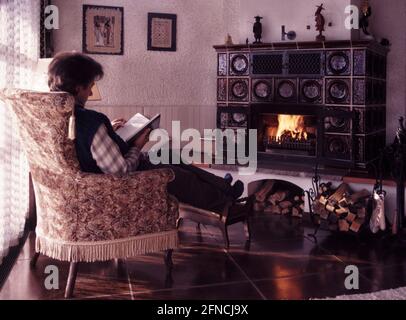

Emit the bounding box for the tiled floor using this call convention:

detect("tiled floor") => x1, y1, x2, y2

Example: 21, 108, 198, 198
1, 213, 406, 300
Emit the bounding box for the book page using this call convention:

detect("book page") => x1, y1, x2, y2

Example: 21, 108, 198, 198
116, 113, 149, 142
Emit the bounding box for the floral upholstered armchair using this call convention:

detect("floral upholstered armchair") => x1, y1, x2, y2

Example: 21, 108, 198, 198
0, 89, 179, 298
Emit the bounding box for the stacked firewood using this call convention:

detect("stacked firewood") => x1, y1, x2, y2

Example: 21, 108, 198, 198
253, 180, 305, 218
312, 182, 371, 233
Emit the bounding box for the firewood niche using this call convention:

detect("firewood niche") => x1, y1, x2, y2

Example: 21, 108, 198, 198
253, 180, 306, 218
311, 182, 372, 233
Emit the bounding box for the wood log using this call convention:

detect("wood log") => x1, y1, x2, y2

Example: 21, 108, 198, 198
326, 204, 336, 213
319, 182, 333, 196
255, 180, 275, 202
357, 207, 366, 218
320, 210, 329, 220
328, 183, 351, 206
335, 206, 349, 215
292, 207, 303, 218
346, 212, 357, 223
349, 218, 364, 233
312, 201, 326, 214
268, 190, 289, 205
281, 208, 290, 215
279, 201, 293, 209
338, 219, 350, 232
319, 196, 328, 205
342, 189, 370, 206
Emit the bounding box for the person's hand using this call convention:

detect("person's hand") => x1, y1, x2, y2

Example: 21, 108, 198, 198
133, 128, 151, 150
111, 118, 126, 131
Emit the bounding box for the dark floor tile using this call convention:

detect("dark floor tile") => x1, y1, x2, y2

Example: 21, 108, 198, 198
178, 220, 224, 247
227, 237, 343, 280
133, 281, 262, 300
224, 214, 306, 244
73, 274, 131, 299
314, 232, 406, 267
359, 264, 406, 292
77, 260, 129, 280
254, 271, 376, 300
126, 245, 245, 293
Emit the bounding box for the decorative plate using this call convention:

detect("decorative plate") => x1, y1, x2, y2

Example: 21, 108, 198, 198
254, 81, 272, 99
329, 81, 349, 102
232, 113, 247, 124
329, 52, 349, 74
302, 80, 321, 102
325, 117, 346, 130
231, 81, 248, 99
278, 81, 295, 99
231, 55, 249, 74
328, 138, 346, 154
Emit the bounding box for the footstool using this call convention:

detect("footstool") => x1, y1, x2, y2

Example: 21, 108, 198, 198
176, 197, 253, 248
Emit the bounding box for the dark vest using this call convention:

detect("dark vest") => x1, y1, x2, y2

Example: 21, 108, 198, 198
74, 105, 130, 173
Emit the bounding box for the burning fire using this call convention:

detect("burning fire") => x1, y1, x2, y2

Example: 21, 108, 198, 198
275, 115, 308, 141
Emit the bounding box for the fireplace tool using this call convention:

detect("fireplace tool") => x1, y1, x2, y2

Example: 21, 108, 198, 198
305, 164, 322, 239
380, 117, 406, 234
369, 159, 387, 234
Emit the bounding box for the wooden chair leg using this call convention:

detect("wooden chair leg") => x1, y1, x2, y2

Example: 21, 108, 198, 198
164, 249, 173, 275
220, 225, 230, 249
243, 218, 251, 242
30, 252, 40, 269
114, 258, 126, 277
64, 262, 79, 299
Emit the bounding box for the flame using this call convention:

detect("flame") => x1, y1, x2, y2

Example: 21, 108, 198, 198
275, 115, 308, 141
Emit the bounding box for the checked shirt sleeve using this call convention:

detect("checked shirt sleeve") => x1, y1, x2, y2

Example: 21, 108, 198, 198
90, 124, 142, 176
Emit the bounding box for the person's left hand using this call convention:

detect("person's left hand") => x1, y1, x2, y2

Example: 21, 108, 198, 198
111, 118, 126, 131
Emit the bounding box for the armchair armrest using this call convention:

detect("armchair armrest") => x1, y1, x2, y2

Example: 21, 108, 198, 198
76, 167, 175, 191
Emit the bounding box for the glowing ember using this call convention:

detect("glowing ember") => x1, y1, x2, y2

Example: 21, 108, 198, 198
275, 115, 308, 141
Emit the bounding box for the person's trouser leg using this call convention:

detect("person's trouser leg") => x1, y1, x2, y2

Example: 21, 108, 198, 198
138, 159, 230, 211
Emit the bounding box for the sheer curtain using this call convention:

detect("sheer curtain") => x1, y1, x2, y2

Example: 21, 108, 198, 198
0, 0, 40, 265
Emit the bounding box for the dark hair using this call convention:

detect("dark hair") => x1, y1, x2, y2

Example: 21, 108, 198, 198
48, 52, 104, 95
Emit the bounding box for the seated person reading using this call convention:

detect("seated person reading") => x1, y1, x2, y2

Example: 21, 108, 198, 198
47, 52, 244, 212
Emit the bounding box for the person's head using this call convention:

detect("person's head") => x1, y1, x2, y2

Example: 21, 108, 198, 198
48, 52, 104, 105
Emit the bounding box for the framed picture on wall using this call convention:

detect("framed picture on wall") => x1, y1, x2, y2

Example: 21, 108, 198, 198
83, 5, 124, 55
147, 13, 177, 52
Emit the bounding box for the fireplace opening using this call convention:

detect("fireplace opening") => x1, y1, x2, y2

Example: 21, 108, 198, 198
259, 113, 317, 156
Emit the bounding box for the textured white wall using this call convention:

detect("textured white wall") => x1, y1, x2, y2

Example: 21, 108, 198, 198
369, 0, 406, 142
53, 0, 240, 132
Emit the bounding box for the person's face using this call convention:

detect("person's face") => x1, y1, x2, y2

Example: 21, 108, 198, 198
75, 81, 94, 105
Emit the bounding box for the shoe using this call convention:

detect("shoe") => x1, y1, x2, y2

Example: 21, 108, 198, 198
224, 173, 233, 185
230, 180, 244, 200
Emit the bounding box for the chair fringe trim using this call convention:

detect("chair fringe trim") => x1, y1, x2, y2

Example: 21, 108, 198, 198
35, 231, 178, 262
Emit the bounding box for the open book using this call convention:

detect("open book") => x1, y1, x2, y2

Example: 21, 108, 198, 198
115, 113, 160, 143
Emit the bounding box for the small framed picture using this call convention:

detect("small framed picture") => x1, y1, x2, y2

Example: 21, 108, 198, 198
147, 13, 177, 52
83, 5, 124, 55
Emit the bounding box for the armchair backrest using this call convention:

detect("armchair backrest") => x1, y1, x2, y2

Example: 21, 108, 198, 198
0, 89, 81, 175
